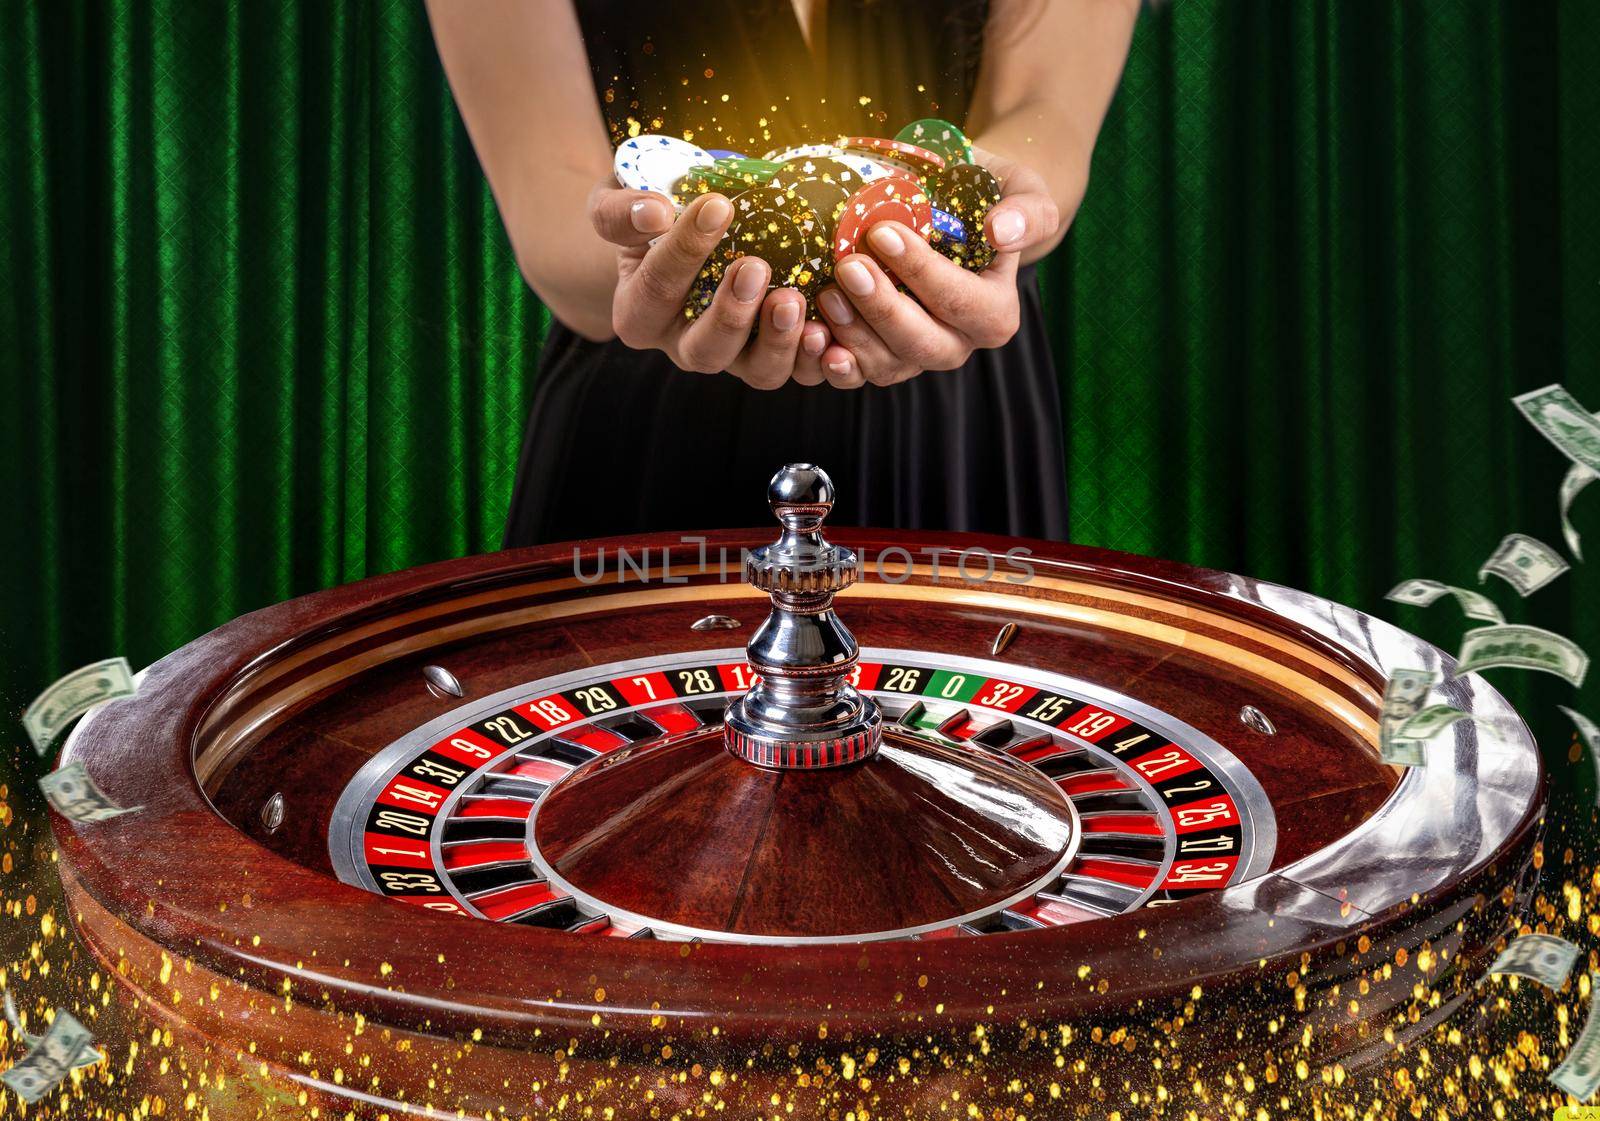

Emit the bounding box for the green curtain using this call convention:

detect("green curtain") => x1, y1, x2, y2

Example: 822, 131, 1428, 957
3, 1, 1599, 751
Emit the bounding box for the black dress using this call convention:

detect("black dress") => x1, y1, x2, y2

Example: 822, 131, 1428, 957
503, 0, 1068, 544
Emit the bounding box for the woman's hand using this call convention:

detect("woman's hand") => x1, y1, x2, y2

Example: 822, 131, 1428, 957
814, 153, 1064, 388
587, 183, 834, 389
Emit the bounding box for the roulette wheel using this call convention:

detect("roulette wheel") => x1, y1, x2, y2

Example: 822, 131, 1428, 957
52, 465, 1544, 1116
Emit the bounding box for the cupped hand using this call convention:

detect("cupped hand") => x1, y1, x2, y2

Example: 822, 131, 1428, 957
587, 181, 834, 389
813, 154, 1062, 388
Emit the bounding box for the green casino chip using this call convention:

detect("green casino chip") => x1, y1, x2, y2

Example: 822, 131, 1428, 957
895, 118, 973, 165
674, 158, 784, 207
672, 159, 781, 202
709, 157, 782, 187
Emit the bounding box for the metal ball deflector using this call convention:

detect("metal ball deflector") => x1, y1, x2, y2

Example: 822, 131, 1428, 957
724, 464, 884, 769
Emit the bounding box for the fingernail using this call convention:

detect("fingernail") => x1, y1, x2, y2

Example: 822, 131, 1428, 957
733, 259, 769, 302
773, 300, 801, 331
630, 199, 670, 233
696, 195, 732, 233
837, 260, 874, 297
827, 358, 853, 376
868, 224, 906, 257
819, 290, 854, 324
802, 328, 826, 356
991, 209, 1026, 247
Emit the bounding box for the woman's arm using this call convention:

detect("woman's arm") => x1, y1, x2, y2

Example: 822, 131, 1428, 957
811, 0, 1139, 387
426, 0, 620, 341
966, 0, 1142, 264
429, 1, 834, 384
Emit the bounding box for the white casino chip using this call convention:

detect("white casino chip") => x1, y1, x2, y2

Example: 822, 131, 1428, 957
614, 134, 714, 199
764, 143, 846, 163
846, 156, 901, 183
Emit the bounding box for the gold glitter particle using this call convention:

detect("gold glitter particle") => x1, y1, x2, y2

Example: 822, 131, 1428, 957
2, 758, 1597, 1118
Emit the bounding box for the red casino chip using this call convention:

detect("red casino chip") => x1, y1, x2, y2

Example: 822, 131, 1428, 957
841, 136, 946, 174
833, 178, 934, 262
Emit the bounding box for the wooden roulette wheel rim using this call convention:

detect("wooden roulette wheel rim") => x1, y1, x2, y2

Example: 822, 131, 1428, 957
53, 525, 1544, 1062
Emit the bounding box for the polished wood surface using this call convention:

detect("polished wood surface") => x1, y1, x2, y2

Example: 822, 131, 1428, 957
53, 530, 1544, 1072
207, 565, 1396, 878
534, 727, 1076, 938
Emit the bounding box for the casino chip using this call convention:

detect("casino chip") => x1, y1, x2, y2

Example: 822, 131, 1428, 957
729, 187, 828, 295
927, 163, 1002, 272
895, 119, 973, 165
672, 158, 782, 206
770, 155, 868, 190
841, 136, 946, 177
764, 143, 847, 163
682, 261, 722, 322
683, 187, 828, 320
708, 157, 782, 187
671, 168, 721, 208
615, 134, 715, 200
929, 206, 966, 248
833, 178, 933, 264
838, 154, 906, 185
636, 126, 997, 316
770, 156, 871, 233
776, 179, 851, 240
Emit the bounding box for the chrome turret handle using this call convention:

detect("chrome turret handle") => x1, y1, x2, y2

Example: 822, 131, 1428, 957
723, 465, 883, 769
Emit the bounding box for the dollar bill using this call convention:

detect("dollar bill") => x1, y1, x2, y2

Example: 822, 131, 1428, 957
21, 657, 135, 755
1478, 533, 1569, 596
1380, 736, 1426, 767
0, 1009, 93, 1104
1488, 933, 1581, 990
1378, 668, 1439, 766
1514, 384, 1600, 475
38, 762, 142, 824
1456, 624, 1589, 687
2, 993, 101, 1073
1385, 579, 1505, 624
3, 992, 30, 1047
1390, 704, 1473, 742
1554, 975, 1600, 1102
1560, 707, 1600, 806
1562, 463, 1594, 563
